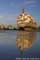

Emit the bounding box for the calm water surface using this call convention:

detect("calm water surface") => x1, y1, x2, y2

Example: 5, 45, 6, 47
0, 30, 40, 60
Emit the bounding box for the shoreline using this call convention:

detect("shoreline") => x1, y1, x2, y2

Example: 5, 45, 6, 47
0, 29, 39, 32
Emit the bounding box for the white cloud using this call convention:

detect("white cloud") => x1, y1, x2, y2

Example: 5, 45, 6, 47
24, 0, 36, 5
0, 14, 17, 24
23, 0, 37, 9
17, 0, 37, 9
0, 16, 4, 18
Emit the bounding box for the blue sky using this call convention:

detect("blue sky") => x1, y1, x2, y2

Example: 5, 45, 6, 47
0, 0, 40, 25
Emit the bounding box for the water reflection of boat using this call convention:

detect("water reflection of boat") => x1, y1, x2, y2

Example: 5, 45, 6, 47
16, 30, 36, 51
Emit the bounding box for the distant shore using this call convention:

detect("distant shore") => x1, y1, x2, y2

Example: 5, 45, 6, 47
0, 27, 39, 32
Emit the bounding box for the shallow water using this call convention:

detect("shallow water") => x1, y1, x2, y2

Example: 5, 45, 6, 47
0, 30, 40, 60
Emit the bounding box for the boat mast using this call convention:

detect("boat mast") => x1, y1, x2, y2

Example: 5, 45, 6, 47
22, 8, 25, 13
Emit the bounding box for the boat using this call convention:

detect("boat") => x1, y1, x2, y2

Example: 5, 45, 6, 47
17, 9, 37, 30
